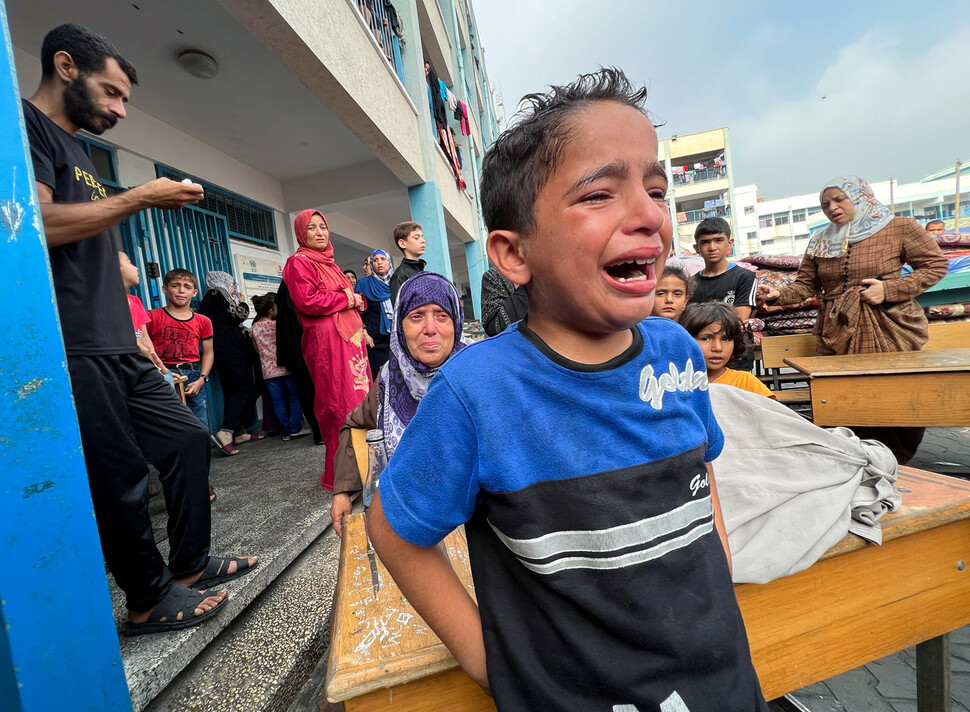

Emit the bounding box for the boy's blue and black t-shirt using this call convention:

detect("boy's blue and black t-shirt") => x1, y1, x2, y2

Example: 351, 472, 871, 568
379, 317, 767, 712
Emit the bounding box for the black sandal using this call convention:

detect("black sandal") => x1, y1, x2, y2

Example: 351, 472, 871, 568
193, 555, 259, 588
125, 584, 226, 636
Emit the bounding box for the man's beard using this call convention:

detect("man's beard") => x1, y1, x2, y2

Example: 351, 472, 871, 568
63, 75, 118, 135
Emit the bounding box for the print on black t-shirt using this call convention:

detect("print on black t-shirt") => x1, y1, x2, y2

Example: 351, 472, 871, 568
23, 99, 136, 355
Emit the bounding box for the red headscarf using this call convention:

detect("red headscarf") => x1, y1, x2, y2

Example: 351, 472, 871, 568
292, 209, 362, 343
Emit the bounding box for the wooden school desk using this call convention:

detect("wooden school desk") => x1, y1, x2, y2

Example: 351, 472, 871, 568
784, 347, 970, 428
326, 467, 970, 711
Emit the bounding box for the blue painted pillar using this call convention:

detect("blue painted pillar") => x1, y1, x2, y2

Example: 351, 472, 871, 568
408, 182, 452, 281
464, 239, 486, 318
0, 5, 131, 711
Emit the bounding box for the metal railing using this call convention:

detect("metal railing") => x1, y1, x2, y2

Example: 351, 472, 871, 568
673, 167, 727, 185
679, 206, 732, 224
354, 0, 405, 83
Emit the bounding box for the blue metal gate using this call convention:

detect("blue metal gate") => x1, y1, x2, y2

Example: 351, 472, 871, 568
121, 205, 237, 431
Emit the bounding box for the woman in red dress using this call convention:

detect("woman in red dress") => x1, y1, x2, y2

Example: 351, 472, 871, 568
283, 209, 371, 489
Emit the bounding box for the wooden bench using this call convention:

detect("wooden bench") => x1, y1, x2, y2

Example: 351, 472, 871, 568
326, 467, 970, 711
785, 348, 970, 428
759, 334, 815, 404
759, 321, 969, 406
172, 373, 187, 405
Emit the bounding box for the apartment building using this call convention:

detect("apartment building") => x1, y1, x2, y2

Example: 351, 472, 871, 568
659, 127, 737, 255
7, 0, 500, 316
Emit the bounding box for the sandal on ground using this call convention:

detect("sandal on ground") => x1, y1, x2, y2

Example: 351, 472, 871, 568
210, 434, 239, 456
125, 584, 226, 637
234, 433, 265, 444
193, 555, 259, 588
209, 485, 217, 503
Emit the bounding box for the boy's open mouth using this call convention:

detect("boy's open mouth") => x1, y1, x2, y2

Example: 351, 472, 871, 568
604, 257, 656, 283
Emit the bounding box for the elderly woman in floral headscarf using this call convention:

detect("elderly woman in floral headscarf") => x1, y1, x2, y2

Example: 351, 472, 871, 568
758, 175, 947, 462
282, 210, 370, 490
198, 270, 263, 455
330, 272, 466, 535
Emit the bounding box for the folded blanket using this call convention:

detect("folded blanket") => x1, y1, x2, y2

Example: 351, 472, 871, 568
925, 302, 970, 319
742, 254, 803, 269
710, 384, 900, 584
763, 315, 817, 333
763, 308, 818, 323
936, 233, 970, 247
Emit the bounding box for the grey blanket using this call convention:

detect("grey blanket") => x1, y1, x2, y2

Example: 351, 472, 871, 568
709, 384, 900, 584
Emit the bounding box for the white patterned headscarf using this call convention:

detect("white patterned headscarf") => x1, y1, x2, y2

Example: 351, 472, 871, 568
807, 176, 894, 259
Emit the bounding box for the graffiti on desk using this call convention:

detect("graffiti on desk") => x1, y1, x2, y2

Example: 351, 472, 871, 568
352, 606, 429, 659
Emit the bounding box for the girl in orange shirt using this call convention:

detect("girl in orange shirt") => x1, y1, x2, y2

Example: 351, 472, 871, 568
681, 301, 775, 399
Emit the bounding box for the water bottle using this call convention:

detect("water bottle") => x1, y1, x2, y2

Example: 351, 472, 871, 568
363, 429, 388, 508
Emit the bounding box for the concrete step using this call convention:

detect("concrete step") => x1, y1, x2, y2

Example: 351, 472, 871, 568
145, 529, 341, 712
106, 435, 336, 711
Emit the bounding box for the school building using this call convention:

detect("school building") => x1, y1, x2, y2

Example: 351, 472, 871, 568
6, 0, 501, 318
0, 0, 499, 709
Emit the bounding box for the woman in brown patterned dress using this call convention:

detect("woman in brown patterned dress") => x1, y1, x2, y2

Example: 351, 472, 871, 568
758, 175, 947, 463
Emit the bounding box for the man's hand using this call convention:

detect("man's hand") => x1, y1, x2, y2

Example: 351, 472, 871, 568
859, 278, 886, 305
135, 178, 205, 210
331, 493, 353, 538
147, 350, 168, 374
184, 378, 204, 397
37, 176, 204, 247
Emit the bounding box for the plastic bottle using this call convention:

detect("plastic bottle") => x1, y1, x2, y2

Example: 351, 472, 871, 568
363, 429, 388, 508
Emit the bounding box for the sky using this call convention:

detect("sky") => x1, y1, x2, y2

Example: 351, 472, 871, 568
472, 1, 970, 200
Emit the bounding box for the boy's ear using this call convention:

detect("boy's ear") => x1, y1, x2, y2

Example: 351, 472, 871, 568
487, 230, 531, 286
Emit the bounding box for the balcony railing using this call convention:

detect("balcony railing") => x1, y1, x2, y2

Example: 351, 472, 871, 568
678, 206, 732, 224
672, 166, 727, 186
354, 0, 405, 83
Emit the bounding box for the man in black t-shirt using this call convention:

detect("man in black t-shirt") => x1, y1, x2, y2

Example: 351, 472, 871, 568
689, 217, 758, 369
24, 24, 256, 635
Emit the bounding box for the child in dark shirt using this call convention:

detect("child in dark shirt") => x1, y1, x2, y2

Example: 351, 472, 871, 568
368, 68, 767, 711
389, 221, 426, 303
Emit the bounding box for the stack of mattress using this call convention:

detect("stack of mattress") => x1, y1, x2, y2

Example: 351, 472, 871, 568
740, 255, 818, 345
919, 233, 970, 324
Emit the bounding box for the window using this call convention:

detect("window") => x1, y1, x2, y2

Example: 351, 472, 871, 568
808, 207, 822, 215
942, 203, 955, 218
156, 166, 277, 247
774, 213, 790, 226
77, 136, 120, 191
792, 210, 807, 223
747, 231, 758, 240
895, 210, 912, 217
744, 205, 756, 214
762, 238, 776, 245
759, 216, 773, 228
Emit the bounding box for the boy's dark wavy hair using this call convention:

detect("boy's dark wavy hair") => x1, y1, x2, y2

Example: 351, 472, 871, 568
163, 268, 197, 288
680, 301, 748, 367
480, 67, 652, 236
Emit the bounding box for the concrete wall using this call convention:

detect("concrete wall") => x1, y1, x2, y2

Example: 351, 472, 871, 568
219, 0, 425, 186
665, 128, 726, 161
